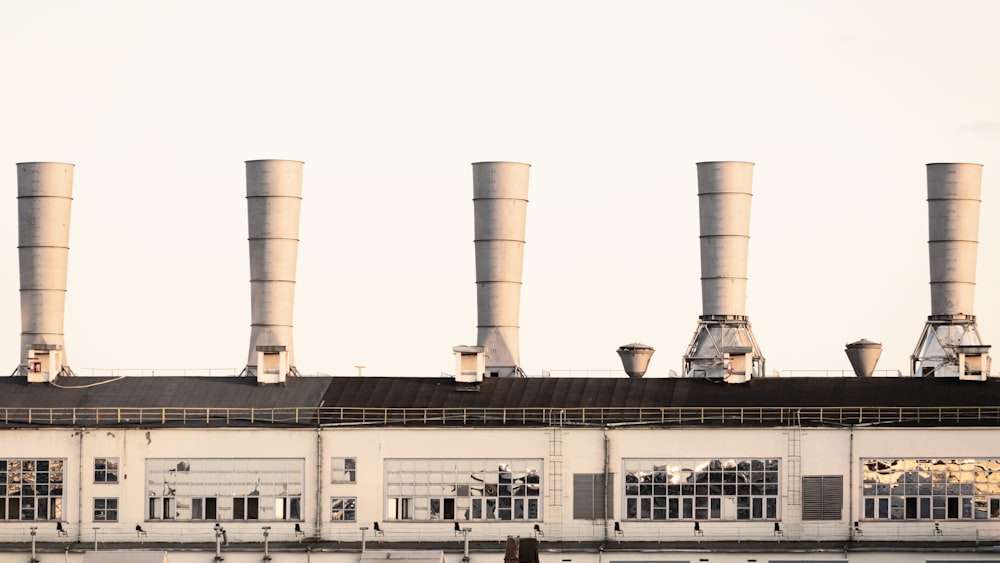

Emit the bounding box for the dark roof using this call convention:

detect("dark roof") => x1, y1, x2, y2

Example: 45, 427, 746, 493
0, 374, 998, 428
319, 376, 1000, 409
0, 375, 331, 409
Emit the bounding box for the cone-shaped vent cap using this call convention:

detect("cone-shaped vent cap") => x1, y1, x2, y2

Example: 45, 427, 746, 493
617, 343, 655, 378
845, 338, 882, 378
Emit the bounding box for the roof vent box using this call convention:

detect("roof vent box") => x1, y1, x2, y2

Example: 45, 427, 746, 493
453, 345, 486, 384
26, 345, 63, 384
255, 345, 288, 385
957, 345, 991, 382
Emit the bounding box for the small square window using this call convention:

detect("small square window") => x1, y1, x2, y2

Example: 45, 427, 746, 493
94, 458, 119, 484
332, 457, 356, 483
94, 498, 118, 522
331, 497, 356, 521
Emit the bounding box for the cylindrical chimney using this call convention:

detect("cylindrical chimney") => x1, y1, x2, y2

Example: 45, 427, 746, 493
696, 161, 753, 317
473, 161, 529, 377
245, 160, 303, 375
927, 163, 982, 317
17, 162, 74, 373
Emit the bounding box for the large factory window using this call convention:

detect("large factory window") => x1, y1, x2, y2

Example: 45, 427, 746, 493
145, 458, 304, 522
623, 458, 780, 521
385, 459, 542, 522
0, 459, 65, 521
862, 459, 1000, 521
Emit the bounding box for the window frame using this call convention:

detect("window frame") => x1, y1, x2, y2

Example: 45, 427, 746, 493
385, 458, 542, 522
0, 458, 66, 521
93, 497, 119, 522
623, 458, 781, 522
94, 457, 120, 484
861, 458, 1000, 521
145, 458, 304, 523
331, 497, 357, 521
331, 457, 357, 484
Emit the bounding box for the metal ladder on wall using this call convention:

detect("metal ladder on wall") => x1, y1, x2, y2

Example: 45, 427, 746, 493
787, 409, 802, 506
548, 413, 564, 523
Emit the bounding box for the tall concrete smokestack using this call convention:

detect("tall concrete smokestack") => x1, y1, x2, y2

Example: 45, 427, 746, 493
473, 161, 529, 378
16, 162, 74, 382
245, 159, 303, 383
912, 163, 991, 379
683, 161, 764, 383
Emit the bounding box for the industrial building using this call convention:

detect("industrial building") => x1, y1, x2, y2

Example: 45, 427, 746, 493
2, 160, 999, 563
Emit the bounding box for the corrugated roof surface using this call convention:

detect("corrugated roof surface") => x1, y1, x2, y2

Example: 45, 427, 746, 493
0, 375, 998, 427
318, 376, 1000, 409
0, 376, 331, 409
0, 375, 997, 409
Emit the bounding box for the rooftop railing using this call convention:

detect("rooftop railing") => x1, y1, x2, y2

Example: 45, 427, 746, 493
1, 404, 999, 428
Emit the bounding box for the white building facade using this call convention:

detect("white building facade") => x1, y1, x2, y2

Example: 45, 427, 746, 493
1, 376, 998, 563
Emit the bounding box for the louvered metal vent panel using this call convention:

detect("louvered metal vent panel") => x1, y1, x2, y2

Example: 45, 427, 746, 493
801, 475, 843, 520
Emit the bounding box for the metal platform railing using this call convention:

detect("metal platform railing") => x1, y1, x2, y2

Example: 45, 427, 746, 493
0, 404, 999, 427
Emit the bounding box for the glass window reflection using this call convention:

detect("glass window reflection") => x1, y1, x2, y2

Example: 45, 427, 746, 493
145, 458, 304, 522
623, 458, 780, 521
385, 459, 542, 522
861, 459, 1000, 521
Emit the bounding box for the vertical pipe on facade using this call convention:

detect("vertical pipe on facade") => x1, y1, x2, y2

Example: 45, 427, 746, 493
245, 160, 303, 371
472, 162, 530, 376
16, 162, 74, 369
926, 163, 982, 317
848, 426, 854, 537
77, 429, 84, 542
315, 427, 323, 537
603, 427, 610, 543
695, 161, 753, 318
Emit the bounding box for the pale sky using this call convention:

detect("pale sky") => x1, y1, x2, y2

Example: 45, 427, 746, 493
3, 1, 1000, 378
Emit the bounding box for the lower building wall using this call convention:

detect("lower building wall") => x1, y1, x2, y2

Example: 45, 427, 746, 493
0, 424, 997, 552
5, 547, 1000, 563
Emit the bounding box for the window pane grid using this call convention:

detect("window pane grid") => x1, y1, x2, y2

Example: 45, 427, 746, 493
0, 459, 65, 521
331, 497, 357, 521
624, 458, 780, 521
94, 458, 119, 484
94, 497, 118, 521
862, 459, 1000, 521
146, 458, 304, 522
332, 457, 357, 483
386, 459, 542, 522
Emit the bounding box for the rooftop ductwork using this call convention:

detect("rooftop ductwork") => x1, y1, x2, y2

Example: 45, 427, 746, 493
472, 161, 530, 378
845, 339, 882, 378
682, 161, 764, 384
617, 343, 655, 378
244, 159, 303, 384
911, 163, 991, 380
16, 162, 75, 382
